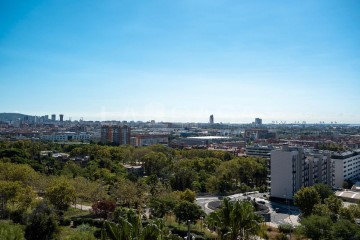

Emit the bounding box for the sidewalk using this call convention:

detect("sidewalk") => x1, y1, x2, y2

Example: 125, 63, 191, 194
284, 215, 300, 226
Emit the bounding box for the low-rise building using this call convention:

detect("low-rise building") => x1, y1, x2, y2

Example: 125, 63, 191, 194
246, 144, 275, 159
131, 134, 169, 147
246, 144, 276, 188
41, 132, 91, 142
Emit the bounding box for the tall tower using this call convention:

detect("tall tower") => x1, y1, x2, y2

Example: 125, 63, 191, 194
59, 114, 64, 122
51, 114, 56, 121
209, 115, 214, 124
255, 118, 262, 125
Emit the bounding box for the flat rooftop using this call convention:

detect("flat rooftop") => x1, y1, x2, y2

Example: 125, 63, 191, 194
335, 190, 360, 202
187, 136, 230, 140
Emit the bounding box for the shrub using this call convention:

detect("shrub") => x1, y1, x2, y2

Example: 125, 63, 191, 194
25, 201, 58, 240
59, 217, 71, 226
91, 200, 116, 219
10, 209, 27, 225
278, 224, 293, 234
0, 222, 25, 240
275, 233, 288, 240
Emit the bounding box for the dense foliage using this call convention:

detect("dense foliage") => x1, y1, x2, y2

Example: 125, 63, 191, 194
0, 140, 269, 239
294, 184, 360, 240
206, 198, 263, 240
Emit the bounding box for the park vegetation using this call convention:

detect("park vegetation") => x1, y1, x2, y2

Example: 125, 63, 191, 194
293, 184, 360, 240
0, 140, 270, 239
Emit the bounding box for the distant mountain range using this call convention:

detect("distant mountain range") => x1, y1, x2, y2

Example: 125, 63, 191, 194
0, 113, 34, 122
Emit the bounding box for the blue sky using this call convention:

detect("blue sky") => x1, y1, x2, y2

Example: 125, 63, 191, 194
1, 0, 359, 123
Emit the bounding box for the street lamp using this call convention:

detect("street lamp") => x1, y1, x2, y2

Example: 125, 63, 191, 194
187, 220, 191, 240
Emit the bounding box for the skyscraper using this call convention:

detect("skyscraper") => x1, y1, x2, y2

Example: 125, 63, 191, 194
51, 114, 56, 121
209, 115, 214, 124
59, 114, 64, 122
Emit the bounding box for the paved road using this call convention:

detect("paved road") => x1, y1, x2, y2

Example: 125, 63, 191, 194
196, 192, 300, 227
196, 196, 219, 214
72, 204, 92, 211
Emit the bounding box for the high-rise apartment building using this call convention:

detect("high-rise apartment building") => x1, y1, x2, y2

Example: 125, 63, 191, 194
270, 145, 332, 200
51, 114, 56, 121
59, 114, 64, 122
209, 115, 214, 124
101, 126, 113, 143
101, 125, 131, 145
112, 125, 131, 145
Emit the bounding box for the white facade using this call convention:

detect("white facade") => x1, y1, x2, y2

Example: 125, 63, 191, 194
132, 134, 169, 147
332, 150, 360, 189
41, 132, 91, 142
270, 145, 332, 199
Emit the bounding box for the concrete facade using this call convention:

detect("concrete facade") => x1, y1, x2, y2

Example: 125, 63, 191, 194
101, 125, 131, 145
332, 150, 360, 189
270, 145, 332, 199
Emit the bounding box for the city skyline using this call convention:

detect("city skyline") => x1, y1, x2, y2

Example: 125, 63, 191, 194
1, 1, 360, 123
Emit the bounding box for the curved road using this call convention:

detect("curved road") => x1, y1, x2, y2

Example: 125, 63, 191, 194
196, 192, 300, 227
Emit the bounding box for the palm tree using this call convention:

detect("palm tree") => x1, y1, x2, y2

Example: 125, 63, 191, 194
206, 198, 263, 240
101, 209, 166, 240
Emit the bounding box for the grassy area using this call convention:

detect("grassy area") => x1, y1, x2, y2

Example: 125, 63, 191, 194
57, 225, 98, 240
263, 225, 301, 240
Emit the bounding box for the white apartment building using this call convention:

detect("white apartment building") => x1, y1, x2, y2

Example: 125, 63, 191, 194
270, 145, 332, 200
332, 150, 360, 189
41, 132, 91, 142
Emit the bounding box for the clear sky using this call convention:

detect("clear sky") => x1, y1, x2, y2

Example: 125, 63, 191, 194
1, 0, 359, 123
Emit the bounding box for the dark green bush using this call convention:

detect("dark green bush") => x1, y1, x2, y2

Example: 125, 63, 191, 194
275, 233, 288, 240
59, 217, 71, 226
10, 210, 27, 225
278, 224, 293, 234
